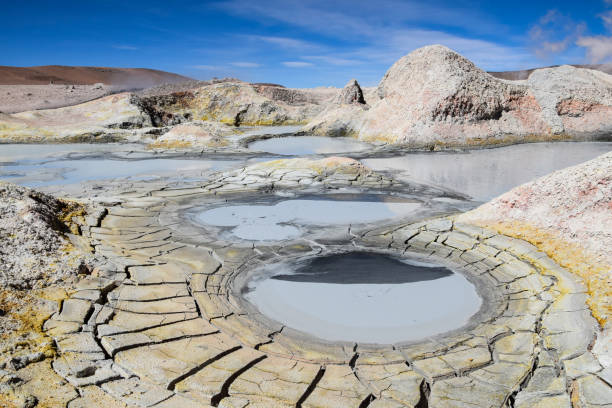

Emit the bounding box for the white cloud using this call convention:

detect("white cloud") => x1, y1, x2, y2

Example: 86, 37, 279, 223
113, 45, 138, 50
574, 9, 612, 63
216, 0, 506, 39
282, 61, 314, 67
247, 35, 317, 49
191, 64, 223, 70
230, 62, 261, 68
528, 10, 586, 60
601, 10, 612, 31
302, 55, 362, 66
344, 28, 533, 71
576, 36, 612, 63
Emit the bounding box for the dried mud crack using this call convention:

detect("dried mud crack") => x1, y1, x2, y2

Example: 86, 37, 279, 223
32, 159, 607, 408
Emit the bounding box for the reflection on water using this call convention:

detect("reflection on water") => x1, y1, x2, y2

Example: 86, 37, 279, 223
195, 197, 421, 241
246, 252, 481, 343
249, 136, 373, 155
364, 142, 612, 201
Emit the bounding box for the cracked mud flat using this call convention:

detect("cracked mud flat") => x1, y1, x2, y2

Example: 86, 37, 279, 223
1, 145, 610, 408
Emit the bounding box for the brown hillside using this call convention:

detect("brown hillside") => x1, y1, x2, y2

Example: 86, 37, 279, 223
0, 66, 192, 87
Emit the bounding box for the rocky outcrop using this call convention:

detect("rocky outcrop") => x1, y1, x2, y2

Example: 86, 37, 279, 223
302, 80, 368, 137
136, 81, 329, 128
0, 182, 93, 289
336, 79, 366, 105
0, 81, 334, 143
0, 93, 153, 143
527, 65, 612, 136
304, 45, 612, 146
458, 151, 612, 325
148, 121, 234, 149
252, 83, 308, 104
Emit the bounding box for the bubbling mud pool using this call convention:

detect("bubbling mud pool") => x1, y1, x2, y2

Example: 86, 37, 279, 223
244, 252, 482, 343
193, 194, 425, 241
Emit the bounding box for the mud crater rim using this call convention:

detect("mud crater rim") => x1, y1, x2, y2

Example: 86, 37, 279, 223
233, 249, 498, 346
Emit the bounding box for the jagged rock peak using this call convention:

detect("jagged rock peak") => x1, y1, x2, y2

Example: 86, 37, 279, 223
336, 79, 366, 105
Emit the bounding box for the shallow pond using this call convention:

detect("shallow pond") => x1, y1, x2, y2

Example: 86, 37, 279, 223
363, 142, 612, 201
245, 252, 482, 343
194, 194, 423, 241
248, 136, 373, 155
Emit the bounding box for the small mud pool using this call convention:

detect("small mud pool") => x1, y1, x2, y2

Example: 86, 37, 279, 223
0, 144, 261, 188
248, 136, 373, 155
194, 195, 423, 241
245, 252, 482, 343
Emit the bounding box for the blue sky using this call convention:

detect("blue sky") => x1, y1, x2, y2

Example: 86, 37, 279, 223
3, 0, 612, 87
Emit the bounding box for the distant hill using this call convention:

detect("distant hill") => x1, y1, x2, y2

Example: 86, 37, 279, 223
489, 64, 612, 80
0, 65, 193, 88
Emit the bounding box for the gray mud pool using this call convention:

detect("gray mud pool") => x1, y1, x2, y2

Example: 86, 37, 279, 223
193, 194, 423, 241
0, 144, 254, 187
363, 141, 612, 201
248, 136, 373, 155
245, 252, 482, 343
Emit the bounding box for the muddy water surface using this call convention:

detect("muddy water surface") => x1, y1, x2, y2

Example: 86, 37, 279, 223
248, 136, 374, 155
194, 195, 423, 241
246, 252, 482, 343
364, 142, 612, 201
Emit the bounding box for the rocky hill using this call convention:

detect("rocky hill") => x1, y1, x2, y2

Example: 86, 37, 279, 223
304, 45, 612, 146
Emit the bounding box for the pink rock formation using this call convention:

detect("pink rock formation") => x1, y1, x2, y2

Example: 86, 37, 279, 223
305, 45, 612, 146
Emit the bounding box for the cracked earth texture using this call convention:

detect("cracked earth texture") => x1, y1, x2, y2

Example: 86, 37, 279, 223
33, 157, 609, 408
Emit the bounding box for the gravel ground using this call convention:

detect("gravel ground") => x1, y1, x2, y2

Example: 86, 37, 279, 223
0, 84, 113, 113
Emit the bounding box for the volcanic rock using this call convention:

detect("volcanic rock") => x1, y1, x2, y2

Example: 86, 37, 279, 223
304, 45, 612, 146
336, 79, 366, 105
148, 121, 234, 149
0, 182, 93, 289
0, 93, 153, 143
527, 65, 612, 136
135, 81, 330, 128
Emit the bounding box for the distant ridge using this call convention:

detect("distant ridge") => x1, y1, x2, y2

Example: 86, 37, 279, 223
0, 65, 193, 88
489, 64, 612, 80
